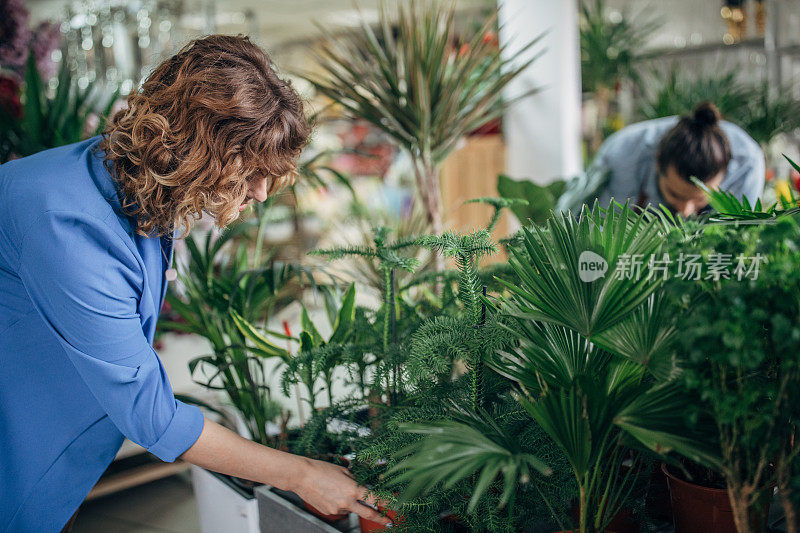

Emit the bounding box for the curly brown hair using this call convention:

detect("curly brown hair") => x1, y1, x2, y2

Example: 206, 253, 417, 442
99, 34, 312, 236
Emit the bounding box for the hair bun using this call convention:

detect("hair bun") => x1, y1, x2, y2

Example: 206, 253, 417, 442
692, 102, 721, 128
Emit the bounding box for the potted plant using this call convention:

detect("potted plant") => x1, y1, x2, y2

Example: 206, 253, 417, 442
390, 203, 719, 533
0, 51, 118, 163
162, 217, 316, 533
234, 282, 359, 522
343, 216, 577, 532
660, 180, 800, 533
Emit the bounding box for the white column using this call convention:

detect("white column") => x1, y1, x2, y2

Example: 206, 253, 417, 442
498, 0, 583, 184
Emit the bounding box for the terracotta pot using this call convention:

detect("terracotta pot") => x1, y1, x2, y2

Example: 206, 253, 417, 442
662, 463, 737, 533
359, 508, 400, 533
358, 504, 401, 533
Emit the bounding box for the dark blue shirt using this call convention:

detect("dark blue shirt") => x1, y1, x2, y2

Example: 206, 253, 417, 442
0, 137, 204, 532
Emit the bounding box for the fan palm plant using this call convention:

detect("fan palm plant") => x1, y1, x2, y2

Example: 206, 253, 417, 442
304, 0, 543, 271
390, 204, 719, 533
0, 51, 117, 162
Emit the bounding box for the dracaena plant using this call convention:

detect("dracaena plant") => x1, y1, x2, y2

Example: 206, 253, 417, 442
390, 203, 719, 533
304, 0, 543, 270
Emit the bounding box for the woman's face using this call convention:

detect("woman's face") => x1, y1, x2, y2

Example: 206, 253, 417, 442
658, 165, 724, 217
240, 176, 270, 212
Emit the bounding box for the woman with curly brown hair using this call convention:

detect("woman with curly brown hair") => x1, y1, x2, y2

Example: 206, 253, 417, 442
0, 35, 389, 532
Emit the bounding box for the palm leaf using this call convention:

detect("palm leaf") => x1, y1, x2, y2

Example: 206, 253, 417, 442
389, 408, 551, 512
500, 202, 665, 338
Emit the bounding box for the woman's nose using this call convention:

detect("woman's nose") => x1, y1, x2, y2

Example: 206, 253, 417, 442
680, 202, 696, 217
250, 177, 269, 202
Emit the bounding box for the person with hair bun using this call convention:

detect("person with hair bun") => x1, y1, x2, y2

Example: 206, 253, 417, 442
0, 35, 390, 532
592, 102, 765, 217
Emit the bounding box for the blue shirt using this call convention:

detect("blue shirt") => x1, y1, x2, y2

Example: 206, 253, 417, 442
0, 137, 205, 532
592, 116, 765, 209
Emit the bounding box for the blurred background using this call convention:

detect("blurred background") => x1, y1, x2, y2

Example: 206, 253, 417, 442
2, 1, 799, 532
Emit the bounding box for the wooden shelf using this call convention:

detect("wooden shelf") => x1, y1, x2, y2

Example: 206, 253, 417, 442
86, 459, 190, 500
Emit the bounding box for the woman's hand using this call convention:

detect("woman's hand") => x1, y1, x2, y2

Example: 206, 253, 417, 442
180, 419, 391, 526
291, 456, 391, 526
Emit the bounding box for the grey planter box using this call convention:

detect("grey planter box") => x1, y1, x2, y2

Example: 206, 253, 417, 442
255, 485, 360, 533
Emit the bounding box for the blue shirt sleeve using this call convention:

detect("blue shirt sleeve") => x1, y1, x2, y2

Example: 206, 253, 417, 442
17, 209, 204, 462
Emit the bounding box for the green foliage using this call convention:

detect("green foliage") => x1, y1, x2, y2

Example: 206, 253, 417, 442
638, 67, 800, 147
390, 405, 551, 512
493, 203, 718, 532
664, 214, 800, 528
579, 0, 658, 93
638, 67, 751, 122
693, 166, 800, 223
304, 0, 543, 240
281, 283, 357, 411
290, 398, 370, 459
296, 148, 355, 197
304, 0, 543, 168
465, 196, 530, 233
163, 219, 312, 445
312, 225, 421, 274
312, 226, 427, 402
739, 83, 800, 147
388, 203, 716, 532
500, 202, 666, 338
351, 226, 577, 533
0, 51, 117, 163
495, 174, 566, 227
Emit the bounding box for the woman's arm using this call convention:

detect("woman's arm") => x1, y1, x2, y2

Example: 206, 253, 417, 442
180, 418, 390, 525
